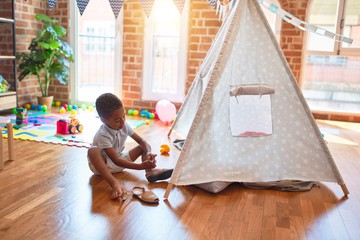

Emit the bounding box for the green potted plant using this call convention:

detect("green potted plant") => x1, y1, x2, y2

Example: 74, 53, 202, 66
17, 14, 74, 110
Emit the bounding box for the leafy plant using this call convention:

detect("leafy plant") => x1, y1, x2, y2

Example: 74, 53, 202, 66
17, 14, 74, 97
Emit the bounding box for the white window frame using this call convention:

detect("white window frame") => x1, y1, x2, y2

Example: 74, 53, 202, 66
304, 0, 360, 57
68, 0, 122, 106
142, 0, 189, 103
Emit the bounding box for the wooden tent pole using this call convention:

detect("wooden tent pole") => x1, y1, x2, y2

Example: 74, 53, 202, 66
164, 183, 174, 199
340, 184, 349, 196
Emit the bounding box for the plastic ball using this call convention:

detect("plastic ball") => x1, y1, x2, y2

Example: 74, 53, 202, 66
37, 104, 43, 111
81, 104, 87, 110
67, 105, 73, 111
59, 107, 66, 114
155, 100, 176, 123
145, 120, 150, 125
62, 104, 68, 110
70, 109, 77, 115
24, 103, 31, 110
128, 109, 134, 115
55, 101, 61, 107
12, 108, 18, 114
72, 105, 78, 110
41, 105, 47, 112
140, 109, 149, 117
31, 104, 36, 110
88, 106, 94, 112
133, 109, 139, 116
149, 113, 155, 119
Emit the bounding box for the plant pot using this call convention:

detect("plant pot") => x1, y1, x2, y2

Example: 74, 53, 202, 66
37, 96, 53, 111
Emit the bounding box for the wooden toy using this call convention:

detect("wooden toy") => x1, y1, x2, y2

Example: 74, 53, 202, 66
56, 116, 84, 134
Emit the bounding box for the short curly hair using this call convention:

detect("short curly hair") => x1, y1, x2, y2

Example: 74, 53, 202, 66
95, 93, 123, 119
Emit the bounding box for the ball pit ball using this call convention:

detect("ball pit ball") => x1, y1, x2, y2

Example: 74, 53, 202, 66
149, 113, 155, 119
67, 105, 73, 111
59, 107, 66, 114
128, 109, 134, 115
55, 101, 61, 107
70, 109, 77, 115
133, 110, 139, 116
37, 105, 43, 111
41, 105, 47, 112
24, 103, 31, 110
31, 104, 36, 110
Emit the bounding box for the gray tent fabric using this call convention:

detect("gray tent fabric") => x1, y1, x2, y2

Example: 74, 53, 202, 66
164, 0, 348, 197
174, 139, 317, 193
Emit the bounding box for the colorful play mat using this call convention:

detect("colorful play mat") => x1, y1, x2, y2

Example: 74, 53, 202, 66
0, 110, 145, 148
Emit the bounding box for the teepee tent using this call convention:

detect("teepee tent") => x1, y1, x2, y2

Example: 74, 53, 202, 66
164, 0, 349, 197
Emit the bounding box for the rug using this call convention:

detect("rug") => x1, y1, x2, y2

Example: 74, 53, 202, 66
0, 110, 145, 148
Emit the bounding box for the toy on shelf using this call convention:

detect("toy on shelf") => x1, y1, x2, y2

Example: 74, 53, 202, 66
15, 108, 28, 126
0, 74, 10, 93
56, 116, 84, 134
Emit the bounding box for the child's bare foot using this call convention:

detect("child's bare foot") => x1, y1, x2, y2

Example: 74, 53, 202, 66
146, 169, 173, 183
111, 181, 125, 200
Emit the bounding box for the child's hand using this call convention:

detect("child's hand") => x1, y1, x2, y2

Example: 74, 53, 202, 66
141, 159, 156, 169
147, 152, 157, 162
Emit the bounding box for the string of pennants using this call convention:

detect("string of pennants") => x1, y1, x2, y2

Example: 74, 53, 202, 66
45, 0, 352, 44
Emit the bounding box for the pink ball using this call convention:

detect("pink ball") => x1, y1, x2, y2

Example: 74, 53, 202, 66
155, 100, 176, 123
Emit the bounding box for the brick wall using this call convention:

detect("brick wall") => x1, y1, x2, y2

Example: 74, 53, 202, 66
11, 0, 358, 122
278, 0, 310, 83
46, 0, 69, 103
14, 0, 69, 106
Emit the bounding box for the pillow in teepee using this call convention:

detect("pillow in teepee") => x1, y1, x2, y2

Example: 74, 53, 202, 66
229, 84, 275, 137
194, 181, 232, 193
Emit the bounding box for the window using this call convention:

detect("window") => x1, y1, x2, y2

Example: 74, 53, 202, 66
302, 0, 360, 114
69, 0, 122, 105
142, 0, 188, 102
229, 84, 274, 137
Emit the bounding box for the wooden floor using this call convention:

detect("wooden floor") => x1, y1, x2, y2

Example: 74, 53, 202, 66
0, 117, 360, 240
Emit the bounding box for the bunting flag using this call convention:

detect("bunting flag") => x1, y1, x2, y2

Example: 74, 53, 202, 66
48, 0, 58, 10
139, 0, 155, 18
43, 0, 353, 44
76, 0, 91, 16
173, 0, 185, 14
208, 0, 216, 8
259, 0, 353, 44
108, 0, 124, 19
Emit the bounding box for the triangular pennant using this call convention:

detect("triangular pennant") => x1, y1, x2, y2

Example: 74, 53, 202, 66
48, 0, 58, 10
108, 0, 124, 19
172, 0, 185, 14
139, 0, 155, 18
208, 0, 216, 8
76, 0, 90, 16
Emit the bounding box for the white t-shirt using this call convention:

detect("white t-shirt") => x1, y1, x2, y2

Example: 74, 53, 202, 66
92, 122, 135, 163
